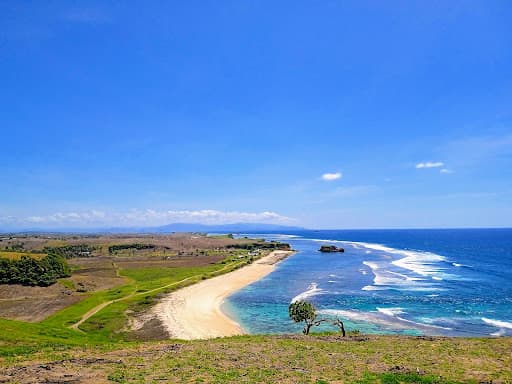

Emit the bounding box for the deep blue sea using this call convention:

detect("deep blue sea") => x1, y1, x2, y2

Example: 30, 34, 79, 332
224, 229, 512, 337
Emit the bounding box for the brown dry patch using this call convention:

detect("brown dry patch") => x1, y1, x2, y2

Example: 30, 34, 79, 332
1, 233, 260, 253
0, 257, 125, 322
115, 254, 226, 269
0, 357, 122, 384
127, 317, 170, 341
0, 284, 80, 322
69, 257, 125, 292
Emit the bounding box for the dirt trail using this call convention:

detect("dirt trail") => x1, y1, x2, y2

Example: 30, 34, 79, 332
70, 300, 114, 331
68, 260, 245, 332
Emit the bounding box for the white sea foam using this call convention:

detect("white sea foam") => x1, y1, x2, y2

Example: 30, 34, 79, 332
452, 262, 471, 268
376, 307, 405, 317
491, 329, 506, 337
242, 233, 302, 240
482, 317, 512, 329
363, 261, 379, 270
309, 238, 344, 244
291, 282, 324, 303
362, 260, 441, 292
328, 280, 337, 283
391, 252, 451, 279
340, 241, 461, 288
318, 309, 451, 333
362, 285, 385, 291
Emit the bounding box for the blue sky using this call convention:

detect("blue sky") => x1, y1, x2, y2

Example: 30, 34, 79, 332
1, 1, 511, 229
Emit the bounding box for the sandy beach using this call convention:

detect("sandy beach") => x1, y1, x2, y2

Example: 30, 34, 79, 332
152, 250, 294, 340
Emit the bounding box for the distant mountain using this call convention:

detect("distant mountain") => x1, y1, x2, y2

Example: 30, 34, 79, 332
149, 222, 305, 233
1, 222, 306, 234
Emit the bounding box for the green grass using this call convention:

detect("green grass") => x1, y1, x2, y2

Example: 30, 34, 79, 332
354, 372, 464, 384
58, 279, 75, 290
79, 260, 256, 338
0, 253, 254, 350
1, 334, 510, 383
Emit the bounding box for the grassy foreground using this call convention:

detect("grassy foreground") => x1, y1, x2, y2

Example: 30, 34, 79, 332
0, 333, 511, 383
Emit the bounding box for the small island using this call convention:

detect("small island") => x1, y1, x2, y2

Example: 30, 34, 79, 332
319, 245, 345, 253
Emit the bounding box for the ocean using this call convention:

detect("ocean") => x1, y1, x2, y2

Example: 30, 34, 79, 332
224, 228, 512, 337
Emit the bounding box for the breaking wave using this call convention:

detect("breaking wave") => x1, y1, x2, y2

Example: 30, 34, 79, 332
361, 260, 444, 292
291, 282, 324, 303
318, 308, 452, 333
482, 317, 512, 329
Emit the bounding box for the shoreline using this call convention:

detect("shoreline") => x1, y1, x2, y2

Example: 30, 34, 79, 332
151, 250, 295, 340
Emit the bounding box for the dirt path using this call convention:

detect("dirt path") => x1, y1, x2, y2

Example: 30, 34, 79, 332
70, 300, 114, 331
67, 260, 246, 332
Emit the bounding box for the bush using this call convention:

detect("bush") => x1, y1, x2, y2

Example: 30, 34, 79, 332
43, 244, 97, 259
0, 254, 71, 286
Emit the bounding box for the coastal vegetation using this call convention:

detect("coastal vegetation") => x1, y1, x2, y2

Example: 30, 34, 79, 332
0, 254, 70, 286
43, 244, 97, 258
227, 241, 291, 250
289, 300, 346, 336
108, 243, 158, 254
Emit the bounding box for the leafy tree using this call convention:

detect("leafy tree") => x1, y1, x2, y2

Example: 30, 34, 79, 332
0, 254, 71, 286
43, 244, 97, 258
289, 300, 346, 336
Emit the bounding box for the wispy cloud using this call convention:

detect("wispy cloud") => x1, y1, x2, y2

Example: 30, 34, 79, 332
1, 209, 295, 229
321, 172, 342, 181
440, 168, 454, 174
416, 161, 444, 169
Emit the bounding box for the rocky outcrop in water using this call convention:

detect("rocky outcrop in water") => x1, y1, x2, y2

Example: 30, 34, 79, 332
319, 245, 345, 253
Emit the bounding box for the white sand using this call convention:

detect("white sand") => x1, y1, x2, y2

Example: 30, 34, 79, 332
152, 250, 294, 340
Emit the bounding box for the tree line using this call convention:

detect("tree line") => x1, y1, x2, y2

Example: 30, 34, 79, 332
43, 244, 97, 259
227, 241, 291, 250
108, 243, 158, 254
0, 254, 71, 286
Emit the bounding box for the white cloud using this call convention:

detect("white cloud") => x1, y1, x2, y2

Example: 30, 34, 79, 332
440, 168, 454, 174
321, 172, 342, 181
1, 209, 295, 228
416, 161, 444, 169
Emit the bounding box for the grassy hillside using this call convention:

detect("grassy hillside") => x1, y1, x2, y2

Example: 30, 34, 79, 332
1, 334, 511, 383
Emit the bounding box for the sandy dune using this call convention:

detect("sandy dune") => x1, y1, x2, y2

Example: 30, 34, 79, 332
152, 250, 294, 339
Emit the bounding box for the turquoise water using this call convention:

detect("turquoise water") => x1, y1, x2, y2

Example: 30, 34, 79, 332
225, 229, 512, 336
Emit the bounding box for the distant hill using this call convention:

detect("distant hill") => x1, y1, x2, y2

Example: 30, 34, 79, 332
1, 223, 306, 234
149, 222, 305, 233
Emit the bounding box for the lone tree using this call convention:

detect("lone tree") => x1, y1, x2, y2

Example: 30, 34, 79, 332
289, 300, 346, 336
